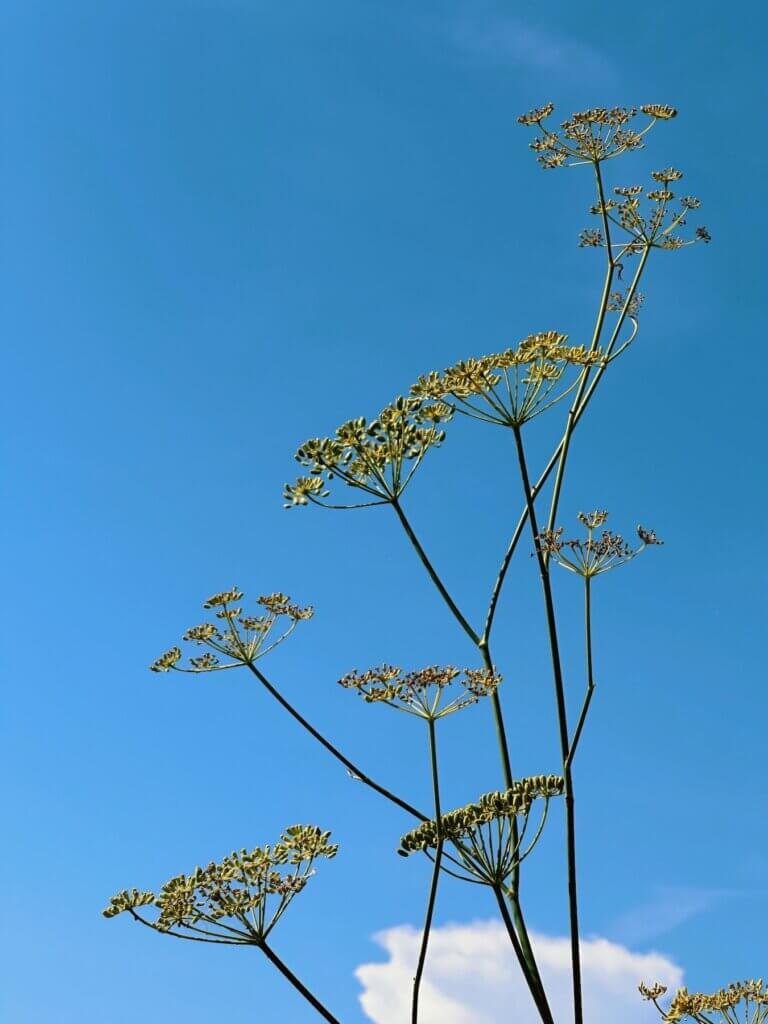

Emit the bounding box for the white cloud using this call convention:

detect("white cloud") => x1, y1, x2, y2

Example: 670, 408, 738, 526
443, 7, 614, 81
609, 885, 730, 945
356, 920, 682, 1024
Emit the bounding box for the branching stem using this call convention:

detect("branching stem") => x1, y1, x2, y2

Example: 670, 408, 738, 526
247, 663, 427, 821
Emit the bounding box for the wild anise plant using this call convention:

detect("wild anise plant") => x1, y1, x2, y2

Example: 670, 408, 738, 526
104, 103, 730, 1024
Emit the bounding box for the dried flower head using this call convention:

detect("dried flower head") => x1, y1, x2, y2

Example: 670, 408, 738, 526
519, 103, 678, 169
639, 104, 678, 120
411, 332, 600, 428
640, 979, 768, 1023
104, 825, 338, 944
589, 169, 709, 254
338, 664, 500, 719
150, 587, 313, 674
284, 395, 453, 509
399, 776, 564, 886
606, 289, 644, 318
538, 511, 663, 577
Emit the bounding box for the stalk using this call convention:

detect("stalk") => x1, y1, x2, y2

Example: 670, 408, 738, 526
493, 887, 554, 1024
512, 424, 583, 1024
260, 941, 341, 1024
247, 663, 427, 821
411, 718, 443, 1024
391, 501, 551, 1019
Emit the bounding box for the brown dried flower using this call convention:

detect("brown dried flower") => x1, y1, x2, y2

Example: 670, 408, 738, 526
338, 664, 500, 719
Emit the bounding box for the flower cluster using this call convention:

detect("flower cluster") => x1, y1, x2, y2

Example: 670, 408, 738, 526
104, 826, 338, 944
607, 289, 644, 318
639, 979, 768, 1023
150, 587, 313, 674
338, 664, 500, 719
580, 169, 710, 253
284, 395, 453, 509
517, 103, 676, 168
410, 332, 600, 428
537, 511, 663, 578
399, 776, 564, 886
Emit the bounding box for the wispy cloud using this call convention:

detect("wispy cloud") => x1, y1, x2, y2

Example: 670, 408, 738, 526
356, 920, 682, 1023
442, 6, 614, 81
608, 885, 731, 945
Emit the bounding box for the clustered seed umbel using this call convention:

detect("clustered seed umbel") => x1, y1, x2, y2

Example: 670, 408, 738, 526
515, 104, 709, 252
149, 587, 313, 674
537, 511, 663, 578
516, 103, 675, 167
398, 776, 564, 886
103, 826, 338, 943
410, 332, 601, 428
337, 664, 501, 719
580, 169, 710, 252
639, 979, 768, 1022
284, 395, 453, 509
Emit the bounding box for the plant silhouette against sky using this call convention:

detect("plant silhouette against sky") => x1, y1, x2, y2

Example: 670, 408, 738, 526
103, 102, 750, 1024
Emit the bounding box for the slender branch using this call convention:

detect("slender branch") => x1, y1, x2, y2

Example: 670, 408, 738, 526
391, 495, 551, 1009
483, 241, 651, 646
512, 424, 583, 1024
260, 940, 341, 1024
246, 662, 427, 821
412, 718, 443, 1024
545, 244, 650, 540
566, 576, 595, 770
391, 476, 549, 1016
390, 497, 480, 646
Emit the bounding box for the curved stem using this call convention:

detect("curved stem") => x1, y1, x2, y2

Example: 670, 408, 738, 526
412, 718, 443, 1024
246, 663, 427, 821
512, 424, 583, 1024
260, 940, 341, 1024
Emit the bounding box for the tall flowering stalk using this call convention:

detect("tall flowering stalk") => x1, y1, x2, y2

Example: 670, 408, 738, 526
103, 102, 732, 1024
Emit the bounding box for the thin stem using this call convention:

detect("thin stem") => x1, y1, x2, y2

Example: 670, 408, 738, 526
566, 576, 595, 770
480, 640, 550, 1020
412, 718, 443, 1024
246, 662, 427, 821
391, 482, 547, 1016
545, 245, 650, 540
390, 497, 480, 647
512, 424, 583, 1024
483, 249, 650, 645
493, 887, 554, 1024
260, 940, 341, 1024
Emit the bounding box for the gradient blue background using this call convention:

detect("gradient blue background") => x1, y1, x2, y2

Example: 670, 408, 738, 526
3, 1, 766, 1021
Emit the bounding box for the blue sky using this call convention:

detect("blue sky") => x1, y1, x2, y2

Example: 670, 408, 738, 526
2, 2, 766, 1021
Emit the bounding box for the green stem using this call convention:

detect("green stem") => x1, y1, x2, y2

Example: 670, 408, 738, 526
545, 244, 650, 540
512, 424, 583, 1024
260, 941, 341, 1024
480, 641, 551, 1022
493, 887, 554, 1024
566, 576, 595, 770
391, 501, 549, 1017
247, 663, 427, 821
412, 718, 443, 1024
390, 498, 480, 646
